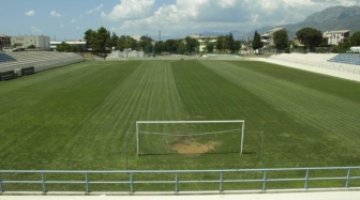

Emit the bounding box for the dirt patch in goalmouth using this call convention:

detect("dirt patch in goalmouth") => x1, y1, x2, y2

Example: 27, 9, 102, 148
171, 138, 221, 154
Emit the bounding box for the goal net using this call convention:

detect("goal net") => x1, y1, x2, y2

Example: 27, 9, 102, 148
136, 120, 245, 156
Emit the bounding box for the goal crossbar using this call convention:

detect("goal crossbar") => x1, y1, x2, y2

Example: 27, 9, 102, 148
136, 120, 245, 155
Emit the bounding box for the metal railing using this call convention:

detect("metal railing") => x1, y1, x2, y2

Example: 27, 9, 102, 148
1, 167, 360, 194
269, 57, 360, 75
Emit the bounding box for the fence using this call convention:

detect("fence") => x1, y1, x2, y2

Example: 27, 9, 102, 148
1, 167, 360, 194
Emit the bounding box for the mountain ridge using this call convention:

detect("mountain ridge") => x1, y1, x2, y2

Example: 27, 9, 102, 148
197, 6, 360, 41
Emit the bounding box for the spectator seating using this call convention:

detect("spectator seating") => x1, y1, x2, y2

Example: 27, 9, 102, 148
0, 53, 16, 62
0, 52, 84, 77
269, 53, 360, 76
328, 54, 360, 65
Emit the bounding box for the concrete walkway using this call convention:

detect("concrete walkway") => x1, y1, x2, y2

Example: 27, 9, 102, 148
248, 57, 360, 83
1, 191, 360, 200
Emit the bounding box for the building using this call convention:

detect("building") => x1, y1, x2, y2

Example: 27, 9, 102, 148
323, 30, 350, 45
261, 27, 284, 48
189, 34, 217, 53
50, 40, 86, 51
0, 34, 11, 50
11, 35, 50, 50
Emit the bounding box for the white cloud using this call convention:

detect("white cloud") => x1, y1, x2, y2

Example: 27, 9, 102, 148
110, 0, 360, 36
71, 19, 77, 23
50, 10, 62, 18
31, 26, 42, 33
60, 24, 64, 28
25, 10, 35, 16
218, 0, 236, 8
101, 0, 155, 21
87, 4, 104, 14
76, 27, 83, 30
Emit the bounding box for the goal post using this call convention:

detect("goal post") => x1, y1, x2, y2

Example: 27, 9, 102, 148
136, 120, 245, 156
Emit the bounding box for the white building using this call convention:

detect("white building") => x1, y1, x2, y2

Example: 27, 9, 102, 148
11, 35, 50, 50
50, 40, 86, 51
261, 27, 284, 48
323, 30, 350, 46
189, 34, 217, 53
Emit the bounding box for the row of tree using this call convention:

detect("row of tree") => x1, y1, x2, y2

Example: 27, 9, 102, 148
78, 27, 243, 55
59, 26, 360, 54
83, 27, 199, 54
252, 27, 360, 53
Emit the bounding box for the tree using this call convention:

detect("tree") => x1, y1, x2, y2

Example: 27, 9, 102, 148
332, 41, 351, 53
184, 37, 199, 55
124, 36, 137, 50
177, 40, 187, 54
164, 39, 178, 53
138, 35, 153, 53
56, 42, 83, 52
227, 33, 235, 53
349, 31, 360, 46
234, 40, 242, 53
154, 41, 164, 54
206, 43, 214, 53
216, 35, 225, 53
56, 42, 71, 52
273, 30, 289, 51
92, 27, 111, 52
296, 27, 322, 51
110, 32, 119, 49
28, 44, 36, 49
252, 31, 263, 53
84, 29, 96, 49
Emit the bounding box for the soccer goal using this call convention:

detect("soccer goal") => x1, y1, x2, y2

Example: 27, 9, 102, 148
136, 120, 245, 156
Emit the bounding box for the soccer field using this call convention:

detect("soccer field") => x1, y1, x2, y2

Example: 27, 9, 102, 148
1, 60, 360, 171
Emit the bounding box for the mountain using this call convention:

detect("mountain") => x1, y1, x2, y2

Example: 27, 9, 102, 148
286, 6, 360, 38
164, 6, 360, 41
248, 6, 360, 40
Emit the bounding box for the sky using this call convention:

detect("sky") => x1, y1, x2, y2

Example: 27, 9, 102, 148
2, 0, 360, 40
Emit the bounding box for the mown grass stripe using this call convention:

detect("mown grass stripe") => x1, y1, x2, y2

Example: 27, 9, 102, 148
202, 61, 360, 151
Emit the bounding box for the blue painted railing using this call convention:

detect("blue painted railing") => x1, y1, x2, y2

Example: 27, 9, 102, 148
1, 167, 360, 194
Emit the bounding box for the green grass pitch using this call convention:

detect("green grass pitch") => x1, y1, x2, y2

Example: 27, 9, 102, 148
1, 60, 360, 173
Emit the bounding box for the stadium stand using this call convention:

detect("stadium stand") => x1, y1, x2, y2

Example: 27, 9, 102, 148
0, 70, 16, 80
0, 52, 17, 62
328, 54, 360, 65
266, 53, 360, 82
0, 52, 83, 79
269, 53, 360, 75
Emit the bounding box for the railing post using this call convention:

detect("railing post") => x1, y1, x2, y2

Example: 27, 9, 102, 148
41, 172, 46, 193
175, 172, 178, 193
262, 171, 267, 190
0, 174, 2, 193
346, 169, 351, 188
219, 171, 223, 192
85, 173, 89, 194
304, 169, 310, 189
130, 172, 134, 193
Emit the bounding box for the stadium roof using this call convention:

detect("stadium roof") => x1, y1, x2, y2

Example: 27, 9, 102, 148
0, 34, 10, 37
50, 41, 86, 45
